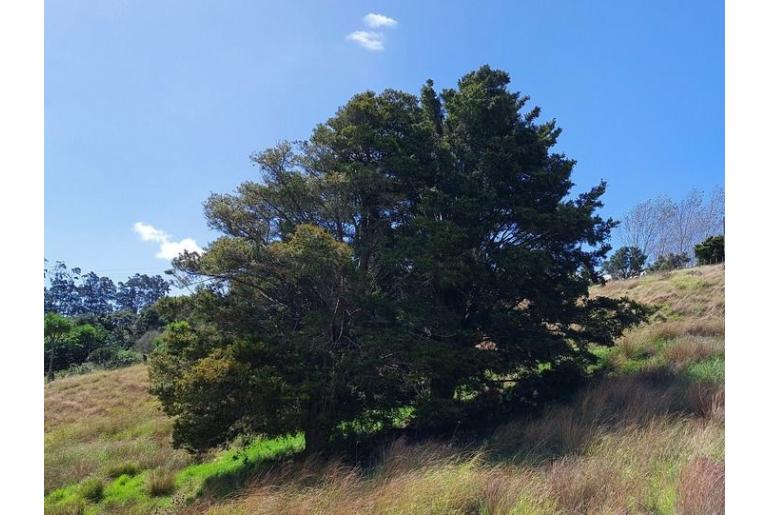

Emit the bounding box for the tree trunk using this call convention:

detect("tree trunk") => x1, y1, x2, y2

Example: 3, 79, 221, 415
47, 347, 56, 382
431, 376, 457, 400
302, 401, 332, 455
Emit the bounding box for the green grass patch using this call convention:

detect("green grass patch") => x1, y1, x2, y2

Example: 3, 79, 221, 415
45, 433, 304, 513
671, 275, 710, 291
102, 472, 148, 504
686, 356, 725, 383
176, 433, 304, 500
44, 483, 80, 508
78, 478, 104, 503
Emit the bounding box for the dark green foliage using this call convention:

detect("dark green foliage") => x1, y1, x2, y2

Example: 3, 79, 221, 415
694, 235, 724, 265
604, 246, 647, 279
648, 252, 690, 272
150, 66, 647, 454
86, 346, 142, 368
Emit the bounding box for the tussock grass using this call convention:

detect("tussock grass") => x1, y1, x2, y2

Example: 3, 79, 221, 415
146, 469, 176, 497
78, 478, 103, 503
106, 462, 141, 479
46, 265, 725, 514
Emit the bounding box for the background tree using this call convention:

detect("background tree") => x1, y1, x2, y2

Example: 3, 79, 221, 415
618, 187, 724, 261
115, 274, 171, 313
604, 246, 647, 279
44, 262, 82, 315
78, 272, 116, 315
43, 262, 171, 376
694, 235, 725, 265
150, 66, 647, 454
647, 252, 690, 272
619, 196, 675, 257
44, 313, 73, 381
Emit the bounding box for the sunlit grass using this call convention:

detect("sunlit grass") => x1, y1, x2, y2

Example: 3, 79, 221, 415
45, 264, 725, 514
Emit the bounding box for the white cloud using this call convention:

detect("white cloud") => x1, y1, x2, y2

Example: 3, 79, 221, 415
363, 13, 398, 29
132, 222, 203, 260
346, 30, 385, 51
156, 238, 203, 260
133, 222, 168, 243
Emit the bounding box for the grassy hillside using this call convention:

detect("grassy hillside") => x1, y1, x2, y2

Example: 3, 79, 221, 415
45, 264, 725, 514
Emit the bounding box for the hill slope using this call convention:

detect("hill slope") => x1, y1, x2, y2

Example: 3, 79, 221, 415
45, 265, 725, 514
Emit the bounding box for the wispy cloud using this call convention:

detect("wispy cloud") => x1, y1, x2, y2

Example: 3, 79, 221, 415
347, 13, 398, 51
363, 13, 398, 29
133, 222, 203, 260
346, 30, 385, 51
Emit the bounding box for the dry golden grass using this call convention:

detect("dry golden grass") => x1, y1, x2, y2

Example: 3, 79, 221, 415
44, 365, 193, 493
676, 456, 725, 515
199, 365, 725, 514
46, 265, 725, 514
593, 264, 724, 320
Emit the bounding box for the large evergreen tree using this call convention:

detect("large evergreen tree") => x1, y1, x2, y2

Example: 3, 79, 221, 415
150, 66, 646, 454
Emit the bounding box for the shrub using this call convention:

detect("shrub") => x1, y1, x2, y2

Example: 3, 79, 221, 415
107, 349, 143, 368
78, 478, 104, 503
146, 469, 176, 497
87, 347, 142, 369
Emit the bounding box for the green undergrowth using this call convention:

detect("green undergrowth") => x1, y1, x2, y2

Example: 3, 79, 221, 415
45, 434, 304, 514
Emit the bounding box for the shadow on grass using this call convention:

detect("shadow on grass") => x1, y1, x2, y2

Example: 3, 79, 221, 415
482, 363, 724, 467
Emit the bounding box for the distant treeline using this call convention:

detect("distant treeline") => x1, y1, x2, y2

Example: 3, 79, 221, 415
44, 261, 172, 379
44, 260, 170, 315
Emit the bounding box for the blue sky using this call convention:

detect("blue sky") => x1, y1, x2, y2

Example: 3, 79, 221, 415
45, 0, 724, 282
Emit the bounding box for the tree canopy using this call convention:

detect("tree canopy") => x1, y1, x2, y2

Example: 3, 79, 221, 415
149, 66, 647, 454
694, 235, 725, 265
44, 261, 170, 315
603, 246, 647, 279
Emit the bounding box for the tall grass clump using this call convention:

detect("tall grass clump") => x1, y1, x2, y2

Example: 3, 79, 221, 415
78, 478, 103, 503
146, 469, 176, 497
